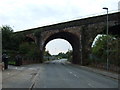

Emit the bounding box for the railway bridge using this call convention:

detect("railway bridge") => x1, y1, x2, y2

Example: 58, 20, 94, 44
16, 12, 120, 65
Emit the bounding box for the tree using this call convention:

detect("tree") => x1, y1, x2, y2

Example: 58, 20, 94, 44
19, 42, 30, 54
11, 33, 25, 50
66, 50, 73, 62
91, 35, 119, 65
1, 25, 14, 50
19, 42, 40, 58
44, 50, 51, 56
34, 29, 43, 38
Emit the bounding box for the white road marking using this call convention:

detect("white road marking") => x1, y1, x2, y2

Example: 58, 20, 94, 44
69, 72, 72, 74
68, 71, 79, 78
74, 74, 77, 77
88, 83, 94, 88
73, 74, 79, 78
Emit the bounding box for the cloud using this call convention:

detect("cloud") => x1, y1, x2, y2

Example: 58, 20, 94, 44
0, 0, 119, 31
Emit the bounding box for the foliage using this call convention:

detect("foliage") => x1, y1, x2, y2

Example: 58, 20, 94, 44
8, 60, 16, 65
19, 42, 40, 58
66, 50, 73, 62
56, 52, 67, 59
1, 25, 40, 62
43, 50, 51, 61
12, 33, 25, 50
55, 50, 73, 61
44, 50, 51, 56
34, 29, 43, 38
91, 35, 119, 65
1, 25, 26, 50
1, 25, 14, 50
19, 42, 30, 54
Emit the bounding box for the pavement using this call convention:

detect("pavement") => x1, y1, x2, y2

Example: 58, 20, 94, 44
2, 64, 40, 88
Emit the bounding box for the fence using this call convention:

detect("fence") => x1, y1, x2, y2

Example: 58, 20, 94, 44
89, 63, 120, 73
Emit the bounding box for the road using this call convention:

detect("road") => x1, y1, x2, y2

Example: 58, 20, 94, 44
2, 59, 118, 88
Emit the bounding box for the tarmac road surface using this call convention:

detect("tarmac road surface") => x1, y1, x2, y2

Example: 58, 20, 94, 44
2, 59, 118, 88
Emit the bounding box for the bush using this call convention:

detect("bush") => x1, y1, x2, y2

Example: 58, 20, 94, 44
19, 42, 40, 59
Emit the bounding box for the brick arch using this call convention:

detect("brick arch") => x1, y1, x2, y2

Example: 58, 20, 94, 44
42, 31, 81, 64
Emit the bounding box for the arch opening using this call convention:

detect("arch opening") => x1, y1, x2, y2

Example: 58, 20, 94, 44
45, 39, 72, 55
44, 39, 73, 62
42, 31, 81, 64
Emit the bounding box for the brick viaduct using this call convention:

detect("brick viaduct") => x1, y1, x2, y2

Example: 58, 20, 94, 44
16, 12, 120, 65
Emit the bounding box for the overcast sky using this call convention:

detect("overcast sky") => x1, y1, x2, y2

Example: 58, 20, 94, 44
46, 39, 72, 55
0, 0, 119, 31
118, 1, 120, 12
0, 0, 119, 55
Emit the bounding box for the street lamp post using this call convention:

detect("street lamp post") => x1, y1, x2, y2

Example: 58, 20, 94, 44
103, 7, 109, 70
